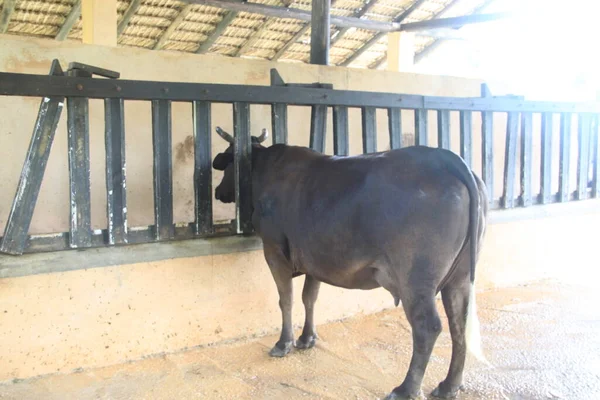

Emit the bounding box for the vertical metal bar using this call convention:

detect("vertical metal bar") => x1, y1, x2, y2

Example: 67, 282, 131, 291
481, 110, 494, 206
0, 60, 65, 255
333, 106, 349, 156
577, 113, 591, 200
233, 102, 253, 234
540, 112, 553, 204
437, 110, 450, 149
67, 77, 92, 249
193, 101, 213, 235
151, 99, 174, 240
310, 0, 331, 65
310, 105, 327, 153
519, 112, 533, 207
271, 103, 288, 144
592, 114, 600, 198
387, 108, 402, 150
104, 98, 128, 245
558, 113, 572, 202
361, 106, 377, 154
502, 112, 519, 208
415, 109, 428, 146
459, 110, 472, 168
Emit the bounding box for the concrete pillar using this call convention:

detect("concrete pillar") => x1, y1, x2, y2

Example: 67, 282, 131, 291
386, 31, 415, 72
82, 0, 117, 46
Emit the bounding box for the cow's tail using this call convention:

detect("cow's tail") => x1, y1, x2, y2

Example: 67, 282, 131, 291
439, 149, 489, 365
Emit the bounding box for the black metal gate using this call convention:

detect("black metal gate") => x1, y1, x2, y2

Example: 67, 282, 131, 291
0, 60, 598, 255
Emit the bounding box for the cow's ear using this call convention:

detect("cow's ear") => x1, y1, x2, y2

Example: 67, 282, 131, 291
213, 152, 233, 170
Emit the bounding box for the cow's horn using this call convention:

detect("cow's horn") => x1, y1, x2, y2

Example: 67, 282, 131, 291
257, 128, 269, 143
215, 127, 234, 144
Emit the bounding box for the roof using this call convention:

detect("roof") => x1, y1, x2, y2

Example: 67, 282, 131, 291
0, 0, 493, 69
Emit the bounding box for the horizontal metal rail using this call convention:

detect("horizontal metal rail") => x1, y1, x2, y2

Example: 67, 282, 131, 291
2, 72, 600, 112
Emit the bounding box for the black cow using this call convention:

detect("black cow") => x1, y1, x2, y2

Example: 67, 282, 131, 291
212, 127, 488, 400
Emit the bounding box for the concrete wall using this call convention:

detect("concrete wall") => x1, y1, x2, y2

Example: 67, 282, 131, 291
0, 35, 598, 382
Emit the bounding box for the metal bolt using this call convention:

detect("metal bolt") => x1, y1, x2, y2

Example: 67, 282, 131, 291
203, 89, 209, 94
76, 84, 83, 91
115, 85, 121, 92
162, 87, 169, 94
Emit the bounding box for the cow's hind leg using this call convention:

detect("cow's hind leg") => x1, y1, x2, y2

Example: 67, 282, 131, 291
264, 247, 295, 357
385, 290, 442, 400
431, 278, 469, 398
296, 275, 321, 349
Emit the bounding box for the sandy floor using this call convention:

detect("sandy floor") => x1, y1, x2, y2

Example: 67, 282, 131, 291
1, 279, 599, 400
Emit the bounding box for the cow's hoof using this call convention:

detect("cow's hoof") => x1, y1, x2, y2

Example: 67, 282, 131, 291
431, 383, 464, 399
383, 388, 422, 400
295, 334, 317, 350
269, 341, 294, 357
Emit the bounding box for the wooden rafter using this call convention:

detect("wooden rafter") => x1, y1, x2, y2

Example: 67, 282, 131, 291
154, 4, 194, 50
56, 0, 82, 41
196, 11, 238, 54
0, 0, 16, 34
339, 0, 428, 67
118, 0, 142, 36
182, 0, 402, 32
330, 0, 377, 47
271, 24, 309, 61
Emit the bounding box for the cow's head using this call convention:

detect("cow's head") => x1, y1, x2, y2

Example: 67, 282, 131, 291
212, 126, 269, 203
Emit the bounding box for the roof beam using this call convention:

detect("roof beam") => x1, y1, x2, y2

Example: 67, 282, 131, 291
330, 0, 377, 47
196, 11, 238, 53
339, 0, 427, 67
414, 0, 497, 64
56, 0, 82, 41
0, 0, 16, 34
182, 0, 401, 32
118, 0, 142, 36
401, 12, 510, 32
154, 4, 193, 50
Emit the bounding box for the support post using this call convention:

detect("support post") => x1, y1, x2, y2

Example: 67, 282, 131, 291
415, 109, 428, 146
333, 106, 349, 156
193, 101, 213, 235
82, 0, 117, 46
540, 112, 553, 204
459, 110, 472, 168
361, 107, 377, 154
67, 68, 93, 249
388, 108, 402, 150
0, 60, 65, 255
233, 102, 253, 234
151, 99, 175, 240
310, 0, 331, 65
502, 112, 519, 208
558, 113, 572, 202
386, 32, 415, 72
437, 109, 450, 149
104, 98, 128, 245
519, 112, 533, 207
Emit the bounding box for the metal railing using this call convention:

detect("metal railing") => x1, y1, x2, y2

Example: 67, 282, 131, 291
0, 60, 598, 255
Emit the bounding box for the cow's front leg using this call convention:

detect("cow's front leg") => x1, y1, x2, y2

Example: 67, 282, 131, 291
296, 275, 321, 349
264, 247, 294, 357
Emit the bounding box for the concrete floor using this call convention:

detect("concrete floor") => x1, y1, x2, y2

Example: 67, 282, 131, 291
1, 279, 599, 400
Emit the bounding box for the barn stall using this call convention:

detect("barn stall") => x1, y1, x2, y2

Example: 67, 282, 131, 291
0, 0, 599, 398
